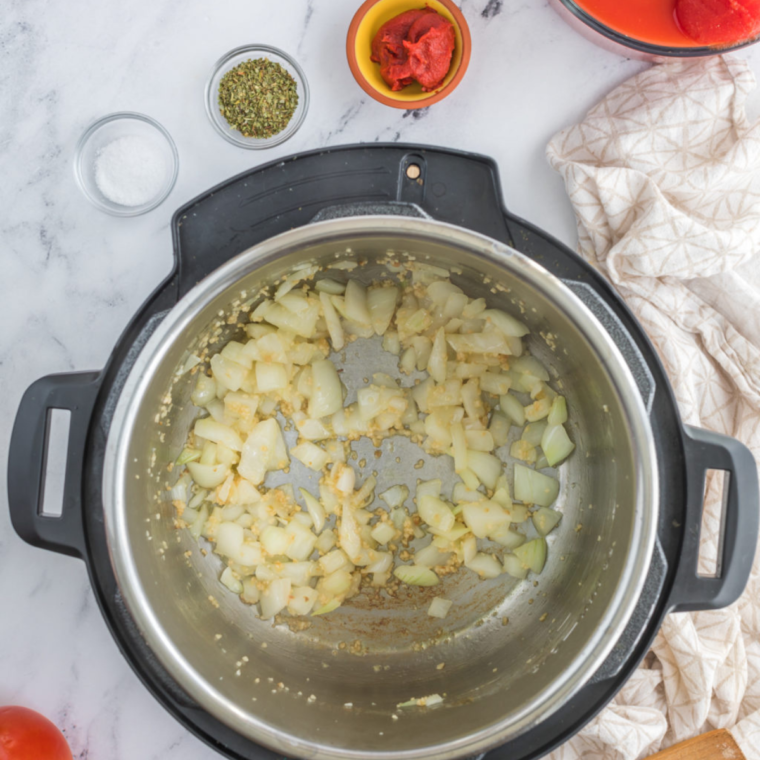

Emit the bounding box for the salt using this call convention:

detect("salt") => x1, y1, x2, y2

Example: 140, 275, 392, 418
94, 135, 167, 207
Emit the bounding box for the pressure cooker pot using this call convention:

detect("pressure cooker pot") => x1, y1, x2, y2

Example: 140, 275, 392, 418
9, 145, 758, 760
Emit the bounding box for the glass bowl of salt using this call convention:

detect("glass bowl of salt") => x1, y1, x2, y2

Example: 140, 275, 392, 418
74, 112, 179, 216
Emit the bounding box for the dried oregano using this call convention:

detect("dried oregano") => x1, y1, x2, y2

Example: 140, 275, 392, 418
218, 58, 298, 139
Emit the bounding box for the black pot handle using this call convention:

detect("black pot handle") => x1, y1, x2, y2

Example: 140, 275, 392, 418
7, 372, 101, 559
668, 425, 759, 612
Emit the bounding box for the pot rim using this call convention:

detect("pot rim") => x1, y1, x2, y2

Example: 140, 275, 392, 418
103, 215, 658, 760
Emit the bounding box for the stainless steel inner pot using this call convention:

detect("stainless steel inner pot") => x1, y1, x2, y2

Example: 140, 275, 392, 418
103, 217, 657, 760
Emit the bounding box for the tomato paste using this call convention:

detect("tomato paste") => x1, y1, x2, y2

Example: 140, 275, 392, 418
676, 0, 760, 45
371, 7, 456, 92
574, 0, 760, 47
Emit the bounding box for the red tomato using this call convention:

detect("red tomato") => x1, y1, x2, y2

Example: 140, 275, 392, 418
0, 707, 72, 760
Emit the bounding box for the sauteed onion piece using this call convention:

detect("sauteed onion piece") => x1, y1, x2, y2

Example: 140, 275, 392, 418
172, 262, 575, 620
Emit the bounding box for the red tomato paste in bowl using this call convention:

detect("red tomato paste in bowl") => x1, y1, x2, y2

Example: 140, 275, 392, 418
371, 7, 456, 92
572, 0, 760, 48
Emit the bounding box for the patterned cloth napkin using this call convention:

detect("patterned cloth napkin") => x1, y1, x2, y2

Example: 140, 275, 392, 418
546, 57, 760, 760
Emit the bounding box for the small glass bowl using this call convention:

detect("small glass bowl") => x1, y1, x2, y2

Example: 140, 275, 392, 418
205, 44, 309, 149
74, 112, 179, 217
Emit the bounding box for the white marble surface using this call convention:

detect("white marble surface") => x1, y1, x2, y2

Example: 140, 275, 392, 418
1, 1, 760, 758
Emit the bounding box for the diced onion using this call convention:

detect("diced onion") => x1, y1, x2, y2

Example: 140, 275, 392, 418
315, 528, 337, 554
490, 525, 525, 549
191, 374, 217, 407
291, 442, 329, 471
418, 495, 456, 533
462, 501, 510, 539
194, 418, 244, 452
459, 468, 480, 490
238, 419, 288, 486
415, 543, 450, 567
447, 332, 511, 355
215, 522, 244, 558
367, 285, 398, 335
466, 552, 503, 579
320, 292, 345, 351
261, 526, 289, 556
451, 423, 468, 473
400, 346, 417, 375
462, 534, 477, 564
393, 565, 439, 586
466, 451, 502, 490
411, 337, 432, 371
510, 439, 537, 464
319, 549, 351, 575
299, 488, 326, 533
312, 599, 342, 616
532, 506, 562, 536
210, 353, 248, 392
428, 597, 453, 619
285, 521, 317, 561
241, 577, 260, 604
339, 503, 362, 563
379, 485, 409, 509
465, 429, 495, 452
220, 567, 243, 594
382, 331, 401, 355
288, 586, 318, 616
366, 551, 393, 574
224, 392, 259, 426
502, 553, 529, 579
514, 538, 547, 574
186, 462, 229, 489
541, 424, 575, 467
452, 482, 483, 503
482, 309, 529, 337
521, 421, 548, 447
479, 372, 512, 396
525, 397, 552, 422
499, 393, 526, 426
315, 278, 345, 294
511, 356, 550, 381
505, 504, 530, 523
371, 521, 396, 545
319, 568, 353, 596
177, 447, 201, 466
279, 561, 316, 587
177, 267, 575, 622
221, 341, 254, 368
548, 395, 568, 426
335, 464, 356, 495
416, 479, 441, 499
345, 279, 371, 327
309, 360, 343, 419
260, 578, 291, 618
189, 503, 208, 539
514, 464, 559, 507
427, 328, 448, 384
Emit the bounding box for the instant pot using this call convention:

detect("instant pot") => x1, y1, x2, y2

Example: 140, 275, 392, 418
8, 145, 758, 759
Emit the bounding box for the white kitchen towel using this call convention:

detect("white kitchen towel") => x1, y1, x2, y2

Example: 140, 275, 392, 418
546, 56, 760, 760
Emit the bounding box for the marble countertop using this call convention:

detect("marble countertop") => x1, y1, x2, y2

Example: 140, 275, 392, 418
2, 1, 760, 758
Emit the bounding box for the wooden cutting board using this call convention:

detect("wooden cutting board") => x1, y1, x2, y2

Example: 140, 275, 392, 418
647, 729, 745, 760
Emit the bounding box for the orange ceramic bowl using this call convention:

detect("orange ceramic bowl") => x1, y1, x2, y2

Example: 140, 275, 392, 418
346, 0, 471, 109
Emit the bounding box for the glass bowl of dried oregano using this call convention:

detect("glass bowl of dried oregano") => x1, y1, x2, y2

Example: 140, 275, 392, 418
205, 44, 310, 150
